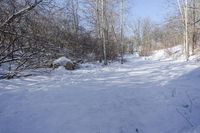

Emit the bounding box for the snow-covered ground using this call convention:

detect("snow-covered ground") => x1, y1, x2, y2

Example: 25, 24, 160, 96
0, 54, 200, 133
145, 45, 200, 61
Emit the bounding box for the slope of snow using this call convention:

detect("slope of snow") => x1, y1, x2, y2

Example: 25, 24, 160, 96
0, 55, 200, 133
145, 45, 200, 62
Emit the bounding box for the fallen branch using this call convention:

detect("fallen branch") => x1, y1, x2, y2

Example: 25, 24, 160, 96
0, 72, 33, 80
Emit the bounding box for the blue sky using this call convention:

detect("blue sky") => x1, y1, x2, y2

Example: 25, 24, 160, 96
130, 0, 167, 23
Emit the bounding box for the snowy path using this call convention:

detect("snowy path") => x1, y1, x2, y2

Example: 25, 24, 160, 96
0, 56, 200, 133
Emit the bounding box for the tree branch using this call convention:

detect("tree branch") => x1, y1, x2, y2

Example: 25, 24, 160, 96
0, 0, 43, 28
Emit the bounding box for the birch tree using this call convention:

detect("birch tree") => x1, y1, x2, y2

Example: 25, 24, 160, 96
120, 0, 124, 64
101, 0, 107, 65
191, 0, 197, 55
177, 0, 189, 60
185, 0, 189, 60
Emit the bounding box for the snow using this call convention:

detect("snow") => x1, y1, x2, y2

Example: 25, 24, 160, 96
53, 56, 73, 66
145, 45, 200, 62
0, 54, 200, 133
144, 45, 182, 61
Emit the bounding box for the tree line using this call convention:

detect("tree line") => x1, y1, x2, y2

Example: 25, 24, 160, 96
1, 0, 200, 76
130, 0, 200, 59
0, 0, 126, 74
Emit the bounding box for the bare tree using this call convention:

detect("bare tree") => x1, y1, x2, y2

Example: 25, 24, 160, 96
101, 0, 107, 65
0, 0, 43, 28
120, 0, 124, 64
185, 0, 189, 60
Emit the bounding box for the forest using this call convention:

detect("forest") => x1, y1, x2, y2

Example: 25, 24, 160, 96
1, 0, 200, 76
0, 0, 200, 133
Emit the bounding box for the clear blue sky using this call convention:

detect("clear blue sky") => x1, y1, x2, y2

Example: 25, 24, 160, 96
130, 0, 167, 23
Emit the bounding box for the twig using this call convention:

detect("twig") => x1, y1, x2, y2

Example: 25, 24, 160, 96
0, 49, 20, 63
0, 0, 43, 28
176, 108, 194, 127
186, 91, 193, 113
0, 58, 20, 64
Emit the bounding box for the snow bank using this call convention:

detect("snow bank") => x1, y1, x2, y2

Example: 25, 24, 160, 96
146, 45, 200, 62
145, 45, 184, 61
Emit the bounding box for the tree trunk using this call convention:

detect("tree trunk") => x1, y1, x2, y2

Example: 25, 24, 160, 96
120, 0, 124, 64
101, 0, 107, 65
192, 0, 196, 55
185, 0, 189, 60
